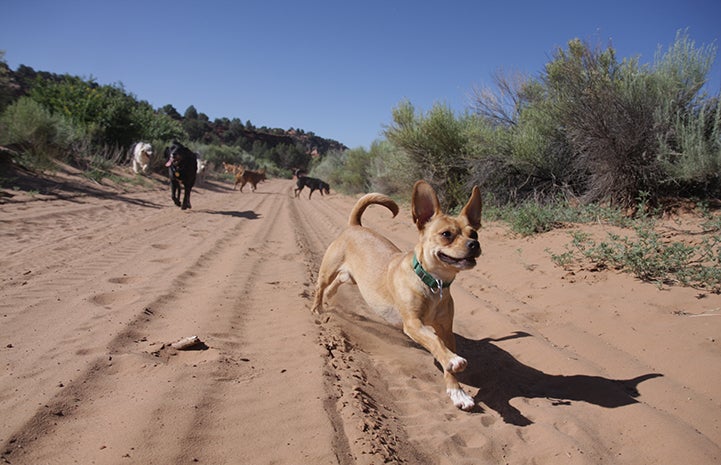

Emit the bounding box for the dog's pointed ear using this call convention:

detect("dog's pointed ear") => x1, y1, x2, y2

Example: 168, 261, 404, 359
412, 180, 441, 230
460, 186, 482, 230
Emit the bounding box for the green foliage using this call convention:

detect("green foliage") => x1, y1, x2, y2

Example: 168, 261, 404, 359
385, 101, 471, 209
487, 197, 635, 236
192, 143, 254, 171
658, 98, 721, 191
652, 30, 716, 108
132, 101, 186, 142
545, 39, 664, 205
308, 150, 344, 190
258, 142, 308, 172
310, 148, 373, 194
0, 96, 83, 169
368, 139, 415, 198
1, 96, 56, 147
506, 202, 561, 236
188, 143, 292, 179
29, 76, 127, 146
0, 51, 15, 113
464, 30, 720, 209
3, 30, 719, 222
182, 105, 210, 141
80, 152, 116, 183
23, 74, 185, 150
552, 222, 721, 291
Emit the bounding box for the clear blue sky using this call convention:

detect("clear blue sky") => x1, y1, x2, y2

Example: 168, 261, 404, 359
2, 0, 720, 149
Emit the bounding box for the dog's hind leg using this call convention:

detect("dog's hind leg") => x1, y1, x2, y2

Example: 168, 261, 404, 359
325, 270, 353, 300
312, 270, 353, 314
311, 241, 352, 313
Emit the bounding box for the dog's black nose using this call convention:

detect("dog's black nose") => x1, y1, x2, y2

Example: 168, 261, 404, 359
467, 240, 480, 253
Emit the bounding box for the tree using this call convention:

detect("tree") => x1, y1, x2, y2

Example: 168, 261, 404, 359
183, 105, 198, 120
0, 52, 17, 113
133, 101, 185, 141
29, 75, 140, 146
182, 105, 209, 141
160, 104, 182, 120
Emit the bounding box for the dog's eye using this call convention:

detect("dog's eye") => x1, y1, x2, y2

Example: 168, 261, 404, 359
469, 230, 478, 240
441, 231, 453, 239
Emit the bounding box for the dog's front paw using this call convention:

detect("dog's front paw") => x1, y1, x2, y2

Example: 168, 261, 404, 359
447, 356, 467, 373
447, 388, 475, 411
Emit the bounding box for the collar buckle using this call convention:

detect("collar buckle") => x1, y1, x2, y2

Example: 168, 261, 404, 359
412, 255, 452, 298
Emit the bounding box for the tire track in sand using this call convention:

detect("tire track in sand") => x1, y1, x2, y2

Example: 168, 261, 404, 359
289, 192, 432, 465
1, 180, 340, 465
0, 185, 255, 449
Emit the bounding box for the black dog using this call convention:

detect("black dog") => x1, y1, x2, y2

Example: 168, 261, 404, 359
165, 141, 197, 210
294, 176, 330, 199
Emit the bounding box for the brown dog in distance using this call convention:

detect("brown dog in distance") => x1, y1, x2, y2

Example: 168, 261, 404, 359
312, 180, 482, 410
234, 168, 266, 192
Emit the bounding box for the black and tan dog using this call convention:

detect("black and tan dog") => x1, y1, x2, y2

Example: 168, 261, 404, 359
312, 180, 482, 410
294, 176, 330, 199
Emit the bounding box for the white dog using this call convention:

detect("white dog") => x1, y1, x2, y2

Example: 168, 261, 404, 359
132, 142, 153, 174
196, 155, 207, 184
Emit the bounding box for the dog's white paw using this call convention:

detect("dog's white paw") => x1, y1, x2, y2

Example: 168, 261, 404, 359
447, 356, 467, 373
447, 388, 475, 411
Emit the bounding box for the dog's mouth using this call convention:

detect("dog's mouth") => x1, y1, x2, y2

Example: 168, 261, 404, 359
438, 252, 477, 268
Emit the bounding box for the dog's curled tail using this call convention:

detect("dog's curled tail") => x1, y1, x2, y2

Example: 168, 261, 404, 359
349, 193, 399, 227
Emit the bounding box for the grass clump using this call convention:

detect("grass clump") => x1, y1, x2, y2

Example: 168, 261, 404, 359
550, 220, 721, 291
486, 198, 631, 236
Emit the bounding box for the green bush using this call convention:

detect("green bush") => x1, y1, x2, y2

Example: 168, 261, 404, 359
507, 202, 561, 236
658, 98, 721, 193
385, 101, 470, 209
552, 222, 721, 290
462, 31, 719, 209
1, 97, 55, 146
27, 75, 186, 149
309, 148, 373, 194
368, 139, 415, 198
0, 96, 84, 169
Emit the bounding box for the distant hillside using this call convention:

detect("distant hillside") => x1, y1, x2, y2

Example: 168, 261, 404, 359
3, 63, 347, 156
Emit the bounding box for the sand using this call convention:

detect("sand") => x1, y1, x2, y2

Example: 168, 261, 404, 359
1, 164, 719, 464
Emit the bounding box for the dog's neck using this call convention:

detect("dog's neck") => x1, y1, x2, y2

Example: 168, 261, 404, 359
412, 254, 452, 297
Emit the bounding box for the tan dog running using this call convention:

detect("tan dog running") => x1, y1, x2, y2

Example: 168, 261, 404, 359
312, 180, 482, 410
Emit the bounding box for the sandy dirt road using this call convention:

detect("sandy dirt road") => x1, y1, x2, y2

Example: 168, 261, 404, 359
1, 171, 719, 464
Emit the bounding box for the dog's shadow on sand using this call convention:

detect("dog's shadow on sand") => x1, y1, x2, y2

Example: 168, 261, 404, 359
201, 209, 260, 219
454, 331, 663, 425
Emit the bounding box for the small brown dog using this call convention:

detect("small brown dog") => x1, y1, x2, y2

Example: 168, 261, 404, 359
312, 180, 482, 410
234, 168, 266, 192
